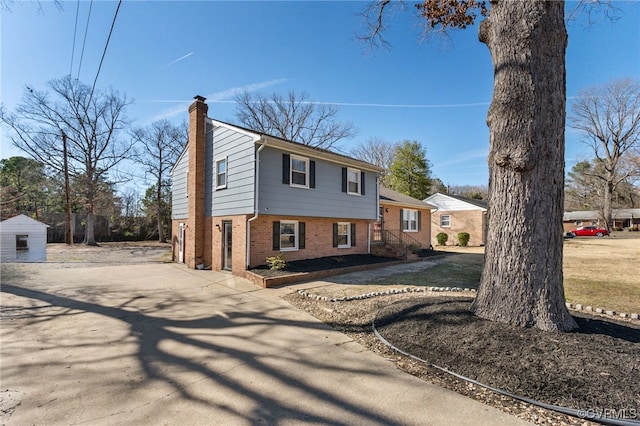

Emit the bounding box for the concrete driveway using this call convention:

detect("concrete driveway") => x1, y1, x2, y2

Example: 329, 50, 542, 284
0, 262, 528, 425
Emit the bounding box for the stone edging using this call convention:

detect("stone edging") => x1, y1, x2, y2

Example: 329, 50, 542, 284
565, 302, 639, 322
296, 286, 475, 302
296, 287, 640, 324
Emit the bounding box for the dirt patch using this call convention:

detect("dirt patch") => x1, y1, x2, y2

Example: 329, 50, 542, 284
45, 241, 172, 265
284, 292, 640, 425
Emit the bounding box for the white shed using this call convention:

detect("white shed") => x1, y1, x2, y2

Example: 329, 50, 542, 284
0, 214, 49, 262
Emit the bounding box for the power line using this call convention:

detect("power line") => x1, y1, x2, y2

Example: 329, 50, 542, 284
76, 0, 93, 80
89, 0, 122, 103
69, 0, 80, 77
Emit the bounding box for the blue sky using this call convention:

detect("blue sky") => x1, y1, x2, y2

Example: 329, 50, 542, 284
2, 1, 639, 191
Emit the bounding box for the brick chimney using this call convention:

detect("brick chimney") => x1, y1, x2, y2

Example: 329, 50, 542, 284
186, 95, 208, 269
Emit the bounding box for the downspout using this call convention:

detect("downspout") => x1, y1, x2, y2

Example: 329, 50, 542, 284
247, 137, 267, 268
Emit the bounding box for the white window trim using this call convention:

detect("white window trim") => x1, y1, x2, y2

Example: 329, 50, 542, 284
215, 157, 227, 190
440, 214, 451, 228
347, 167, 361, 196
280, 220, 299, 251
290, 155, 309, 189
337, 222, 351, 248
403, 209, 419, 232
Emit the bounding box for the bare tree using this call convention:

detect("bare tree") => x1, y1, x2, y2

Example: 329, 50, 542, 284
569, 78, 640, 231
362, 0, 578, 331
349, 137, 399, 183
132, 120, 187, 242
0, 76, 132, 245
234, 90, 356, 150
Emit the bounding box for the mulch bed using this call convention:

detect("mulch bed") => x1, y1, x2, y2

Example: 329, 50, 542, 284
284, 292, 640, 425
249, 254, 400, 278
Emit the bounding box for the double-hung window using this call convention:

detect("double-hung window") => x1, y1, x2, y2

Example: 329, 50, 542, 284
440, 215, 451, 228
402, 209, 418, 232
215, 157, 227, 189
290, 155, 309, 188
279, 221, 298, 251
347, 168, 360, 195
336, 222, 351, 248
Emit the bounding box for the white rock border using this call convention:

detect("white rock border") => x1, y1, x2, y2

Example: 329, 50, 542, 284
296, 287, 640, 324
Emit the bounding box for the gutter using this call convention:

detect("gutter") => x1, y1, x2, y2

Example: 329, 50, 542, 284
247, 137, 267, 268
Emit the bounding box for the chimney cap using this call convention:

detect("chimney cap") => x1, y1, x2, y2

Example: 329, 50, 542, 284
194, 95, 206, 102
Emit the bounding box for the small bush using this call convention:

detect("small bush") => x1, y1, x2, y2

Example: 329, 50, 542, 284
408, 243, 421, 254
457, 232, 470, 247
266, 254, 286, 271
436, 232, 448, 246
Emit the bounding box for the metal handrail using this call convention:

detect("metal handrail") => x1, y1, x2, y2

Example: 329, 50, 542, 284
380, 229, 422, 258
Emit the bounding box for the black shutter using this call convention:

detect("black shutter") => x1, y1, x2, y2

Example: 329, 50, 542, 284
418, 211, 422, 231
400, 209, 404, 231
273, 221, 280, 250
282, 154, 290, 184
299, 222, 305, 249
341, 168, 347, 193
360, 172, 365, 195
310, 161, 316, 189
351, 223, 356, 246
333, 223, 339, 247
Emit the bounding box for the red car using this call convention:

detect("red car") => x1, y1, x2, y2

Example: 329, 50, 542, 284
568, 226, 609, 237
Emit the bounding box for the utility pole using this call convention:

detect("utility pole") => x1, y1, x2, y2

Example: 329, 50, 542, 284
62, 131, 73, 245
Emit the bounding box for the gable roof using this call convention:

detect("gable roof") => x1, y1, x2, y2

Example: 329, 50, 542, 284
171, 116, 383, 175
380, 186, 433, 209
0, 214, 49, 228
563, 209, 640, 221
423, 193, 488, 211
210, 118, 383, 172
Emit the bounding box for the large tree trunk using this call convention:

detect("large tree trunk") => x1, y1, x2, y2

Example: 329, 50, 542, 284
603, 179, 614, 231
470, 0, 577, 332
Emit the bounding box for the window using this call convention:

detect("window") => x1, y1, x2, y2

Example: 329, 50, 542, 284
440, 215, 451, 228
16, 235, 28, 251
347, 168, 360, 195
336, 222, 351, 248
290, 155, 309, 188
279, 221, 298, 251
333, 222, 356, 248
403, 209, 419, 232
215, 157, 227, 189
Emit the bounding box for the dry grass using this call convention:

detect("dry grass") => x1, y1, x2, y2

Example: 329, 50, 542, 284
562, 233, 640, 314
337, 236, 638, 314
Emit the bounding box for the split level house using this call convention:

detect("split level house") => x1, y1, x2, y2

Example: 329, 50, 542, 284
171, 96, 432, 280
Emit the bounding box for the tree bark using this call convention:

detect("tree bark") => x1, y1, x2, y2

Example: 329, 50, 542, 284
470, 0, 577, 331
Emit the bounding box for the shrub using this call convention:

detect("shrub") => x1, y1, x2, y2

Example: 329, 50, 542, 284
408, 243, 421, 254
457, 232, 470, 247
266, 254, 286, 271
436, 232, 448, 246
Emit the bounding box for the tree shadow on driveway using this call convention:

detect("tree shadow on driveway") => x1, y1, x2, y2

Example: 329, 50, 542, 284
1, 280, 408, 425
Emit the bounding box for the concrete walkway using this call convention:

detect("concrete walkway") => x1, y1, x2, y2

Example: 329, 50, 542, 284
0, 263, 529, 425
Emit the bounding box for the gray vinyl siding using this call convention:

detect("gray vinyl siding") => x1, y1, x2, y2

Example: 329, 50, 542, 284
257, 147, 378, 220
210, 126, 256, 216
171, 147, 189, 219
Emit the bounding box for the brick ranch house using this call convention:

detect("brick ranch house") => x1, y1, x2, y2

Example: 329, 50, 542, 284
170, 96, 406, 278
423, 192, 487, 246
373, 186, 434, 257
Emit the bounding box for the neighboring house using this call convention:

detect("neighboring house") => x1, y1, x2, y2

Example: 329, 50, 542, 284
563, 209, 640, 231
423, 193, 487, 246
0, 214, 49, 262
372, 186, 434, 257
170, 96, 384, 276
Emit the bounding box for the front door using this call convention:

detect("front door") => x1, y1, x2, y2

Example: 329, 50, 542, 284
178, 223, 185, 263
222, 221, 232, 271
